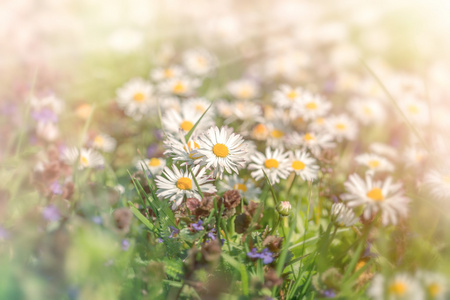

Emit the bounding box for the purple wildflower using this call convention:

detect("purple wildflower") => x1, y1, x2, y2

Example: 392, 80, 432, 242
50, 181, 63, 195
0, 226, 10, 240
147, 144, 158, 157
323, 289, 336, 298
260, 248, 274, 264
32, 108, 58, 123
207, 228, 216, 241
247, 248, 260, 259
192, 220, 204, 231
169, 226, 179, 238
157, 237, 164, 243
92, 216, 103, 224
42, 205, 61, 222
121, 239, 130, 251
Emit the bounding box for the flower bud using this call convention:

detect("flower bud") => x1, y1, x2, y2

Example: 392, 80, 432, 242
277, 201, 292, 216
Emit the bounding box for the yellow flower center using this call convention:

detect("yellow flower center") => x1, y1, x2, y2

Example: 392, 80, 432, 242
368, 160, 380, 169
292, 160, 305, 170
176, 177, 192, 190
238, 87, 252, 99
428, 283, 441, 297
76, 104, 92, 120
173, 81, 186, 94
316, 117, 324, 125
287, 90, 297, 100
94, 136, 104, 146
133, 92, 145, 102
164, 68, 174, 78
265, 158, 279, 169
367, 188, 384, 201
195, 104, 205, 112
363, 107, 372, 116
184, 141, 200, 159
335, 123, 346, 131
271, 129, 284, 139
148, 158, 161, 167
443, 176, 450, 184
233, 183, 248, 192
80, 156, 88, 166
306, 102, 318, 110
304, 133, 315, 142
196, 56, 206, 66
408, 105, 419, 114
388, 281, 407, 296
180, 120, 194, 132
254, 124, 268, 134
212, 143, 229, 158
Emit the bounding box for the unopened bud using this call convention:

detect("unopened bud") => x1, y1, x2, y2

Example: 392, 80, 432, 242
277, 201, 292, 216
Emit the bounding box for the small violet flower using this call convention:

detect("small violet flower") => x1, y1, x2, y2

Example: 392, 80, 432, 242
42, 205, 61, 222
121, 239, 130, 251
50, 181, 63, 195
246, 247, 274, 264
192, 220, 204, 231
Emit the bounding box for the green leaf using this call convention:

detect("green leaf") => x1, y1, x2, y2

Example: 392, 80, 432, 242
128, 201, 157, 234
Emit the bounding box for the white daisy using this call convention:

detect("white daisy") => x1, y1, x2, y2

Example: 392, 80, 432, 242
308, 116, 328, 133
150, 65, 184, 82
272, 84, 303, 109
325, 114, 358, 142
266, 123, 289, 148
36, 122, 59, 142
29, 94, 64, 116
369, 143, 398, 161
182, 97, 213, 115
424, 169, 450, 201
219, 174, 261, 201
162, 107, 212, 135
63, 147, 104, 170
399, 97, 429, 126
196, 126, 247, 179
216, 100, 234, 119
250, 123, 270, 141
355, 153, 394, 174
116, 78, 156, 120
159, 76, 200, 97
91, 133, 117, 153
159, 96, 181, 112
155, 165, 216, 209
232, 101, 262, 121
288, 150, 319, 181
135, 157, 166, 176
341, 174, 409, 226
291, 92, 332, 122
403, 146, 427, 168
287, 131, 335, 157
417, 271, 448, 300
227, 79, 260, 100
368, 273, 424, 300
163, 132, 202, 166
330, 203, 359, 227
249, 147, 290, 185
182, 48, 217, 76
348, 98, 386, 125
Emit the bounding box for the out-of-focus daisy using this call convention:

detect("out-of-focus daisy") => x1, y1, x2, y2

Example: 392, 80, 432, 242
150, 65, 184, 82
355, 153, 394, 174
159, 96, 180, 112
288, 131, 335, 156
272, 84, 303, 109
159, 76, 200, 97
232, 101, 262, 121
227, 79, 260, 100
182, 48, 217, 76
403, 146, 427, 167
267, 123, 289, 147
325, 114, 358, 142
341, 174, 409, 226
162, 107, 212, 135
399, 97, 429, 125
29, 94, 64, 117
116, 78, 156, 120
135, 157, 166, 176
196, 126, 247, 179
330, 203, 358, 227
292, 92, 332, 122
36, 122, 59, 142
249, 147, 290, 184
348, 98, 386, 125
216, 100, 234, 119
288, 150, 319, 181
417, 271, 448, 300
107, 28, 143, 53
163, 133, 202, 166
182, 97, 212, 115
308, 116, 328, 132
91, 133, 117, 153
63, 147, 104, 170
368, 273, 424, 300
75, 103, 93, 120
219, 174, 261, 200
424, 169, 450, 201
155, 165, 216, 209
250, 123, 270, 141
370, 143, 398, 161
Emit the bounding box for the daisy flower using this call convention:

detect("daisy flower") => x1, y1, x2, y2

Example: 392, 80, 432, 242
267, 123, 289, 147
155, 165, 216, 209
135, 157, 166, 176
424, 169, 450, 201
182, 97, 213, 115
159, 96, 181, 112
287, 131, 335, 156
291, 92, 332, 122
403, 146, 427, 167
325, 114, 358, 142
63, 147, 104, 170
250, 123, 270, 141
163, 133, 202, 166
116, 78, 156, 120
232, 101, 262, 121
36, 122, 59, 142
399, 97, 429, 125
272, 84, 303, 109
182, 48, 217, 76
355, 153, 394, 174
150, 65, 184, 82
196, 126, 247, 179
369, 143, 398, 161
162, 107, 212, 135
341, 174, 409, 226
227, 79, 260, 100
288, 150, 319, 181
308, 116, 328, 133
29, 94, 64, 117
249, 147, 290, 184
368, 273, 424, 300
91, 133, 117, 153
348, 98, 386, 125
219, 174, 261, 200
216, 100, 234, 119
417, 271, 448, 300
159, 76, 200, 97
330, 203, 359, 227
